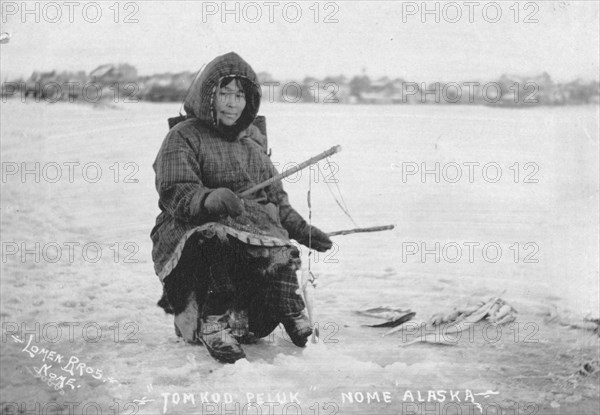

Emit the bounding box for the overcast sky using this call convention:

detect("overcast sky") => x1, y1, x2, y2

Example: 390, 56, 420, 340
1, 1, 598, 82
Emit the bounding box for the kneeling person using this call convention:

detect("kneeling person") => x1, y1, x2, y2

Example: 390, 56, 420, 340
151, 52, 332, 363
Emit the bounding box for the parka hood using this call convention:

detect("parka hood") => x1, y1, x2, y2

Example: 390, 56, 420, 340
184, 52, 261, 139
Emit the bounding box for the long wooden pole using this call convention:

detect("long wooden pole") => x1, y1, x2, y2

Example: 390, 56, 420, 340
327, 225, 395, 237
238, 145, 342, 198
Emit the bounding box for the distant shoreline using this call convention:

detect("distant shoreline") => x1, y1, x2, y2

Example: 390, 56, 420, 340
2, 64, 599, 108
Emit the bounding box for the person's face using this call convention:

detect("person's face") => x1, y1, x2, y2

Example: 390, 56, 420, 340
215, 79, 246, 126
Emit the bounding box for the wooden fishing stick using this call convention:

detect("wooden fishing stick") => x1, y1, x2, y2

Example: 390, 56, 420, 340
327, 224, 395, 237
238, 145, 342, 198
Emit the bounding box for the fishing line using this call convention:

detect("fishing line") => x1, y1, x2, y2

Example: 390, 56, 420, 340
319, 158, 359, 227
326, 156, 352, 215
306, 170, 317, 288
307, 173, 313, 274
306, 171, 318, 343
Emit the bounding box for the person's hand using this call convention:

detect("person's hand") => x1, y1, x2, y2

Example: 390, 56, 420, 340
303, 226, 333, 252
204, 188, 244, 218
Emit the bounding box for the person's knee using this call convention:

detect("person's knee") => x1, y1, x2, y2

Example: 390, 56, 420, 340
249, 319, 279, 338
161, 272, 198, 315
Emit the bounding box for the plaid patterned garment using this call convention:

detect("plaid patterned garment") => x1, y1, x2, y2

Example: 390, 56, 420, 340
151, 52, 310, 316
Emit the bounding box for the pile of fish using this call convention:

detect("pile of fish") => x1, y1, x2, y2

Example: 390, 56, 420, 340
397, 297, 519, 346
354, 296, 519, 347
429, 297, 517, 327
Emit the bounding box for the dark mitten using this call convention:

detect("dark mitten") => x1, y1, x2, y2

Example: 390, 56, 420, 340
298, 225, 333, 252
203, 188, 244, 218
280, 205, 332, 252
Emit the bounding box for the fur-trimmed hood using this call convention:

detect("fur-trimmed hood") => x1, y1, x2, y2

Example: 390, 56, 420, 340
183, 52, 261, 139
